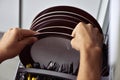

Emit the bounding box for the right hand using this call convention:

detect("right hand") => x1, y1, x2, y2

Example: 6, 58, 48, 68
71, 22, 103, 53
71, 22, 103, 80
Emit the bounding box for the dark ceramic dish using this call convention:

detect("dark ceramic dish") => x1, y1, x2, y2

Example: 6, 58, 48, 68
31, 11, 89, 28
31, 14, 82, 28
19, 6, 109, 77
19, 32, 79, 69
31, 6, 102, 34
31, 19, 77, 31
36, 26, 73, 35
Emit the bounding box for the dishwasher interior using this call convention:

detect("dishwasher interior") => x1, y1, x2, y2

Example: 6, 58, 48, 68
15, 0, 109, 79
15, 5, 109, 80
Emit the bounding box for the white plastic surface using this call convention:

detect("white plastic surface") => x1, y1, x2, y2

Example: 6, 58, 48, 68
22, 0, 101, 29
0, 0, 19, 32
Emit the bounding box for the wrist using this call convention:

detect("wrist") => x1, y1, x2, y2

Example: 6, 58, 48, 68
80, 46, 102, 71
80, 45, 102, 58
0, 44, 7, 63
78, 47, 102, 80
0, 50, 6, 63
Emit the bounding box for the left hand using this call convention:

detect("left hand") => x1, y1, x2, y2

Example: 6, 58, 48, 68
0, 28, 38, 62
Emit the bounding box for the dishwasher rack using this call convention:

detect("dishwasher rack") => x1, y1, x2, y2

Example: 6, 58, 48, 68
15, 62, 77, 80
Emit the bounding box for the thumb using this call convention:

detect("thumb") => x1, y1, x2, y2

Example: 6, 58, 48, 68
18, 37, 38, 48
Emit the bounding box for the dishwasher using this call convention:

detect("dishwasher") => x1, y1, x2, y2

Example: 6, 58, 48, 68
15, 5, 109, 80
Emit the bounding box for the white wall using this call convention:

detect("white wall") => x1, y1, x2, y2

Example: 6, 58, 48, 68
0, 1, 19, 80
22, 0, 101, 29
0, 0, 19, 32
109, 0, 120, 80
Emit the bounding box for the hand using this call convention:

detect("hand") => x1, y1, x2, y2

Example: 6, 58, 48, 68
71, 22, 103, 54
71, 22, 103, 80
0, 28, 38, 62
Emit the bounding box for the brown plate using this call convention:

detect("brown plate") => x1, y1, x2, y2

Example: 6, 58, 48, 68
31, 6, 102, 34
31, 19, 77, 31
20, 6, 108, 76
31, 14, 83, 29
31, 11, 88, 28
36, 26, 73, 35
19, 32, 79, 68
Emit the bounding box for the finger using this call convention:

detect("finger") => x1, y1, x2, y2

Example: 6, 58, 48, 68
71, 25, 77, 37
94, 27, 99, 33
18, 37, 38, 48
7, 28, 33, 37
71, 22, 82, 37
71, 38, 75, 48
7, 28, 14, 32
72, 22, 87, 37
71, 38, 79, 51
95, 28, 103, 42
87, 23, 94, 32
20, 29, 38, 36
98, 33, 104, 42
4, 28, 14, 37
87, 23, 93, 28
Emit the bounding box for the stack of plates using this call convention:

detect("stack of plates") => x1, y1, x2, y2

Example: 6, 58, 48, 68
30, 6, 102, 33
19, 6, 108, 78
